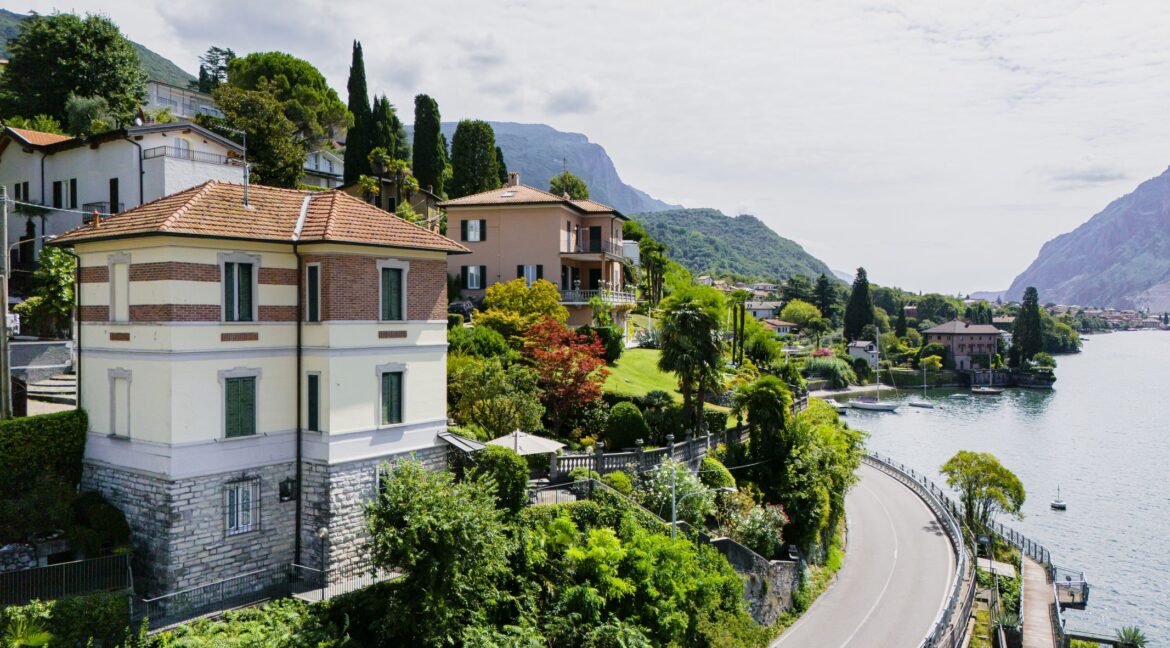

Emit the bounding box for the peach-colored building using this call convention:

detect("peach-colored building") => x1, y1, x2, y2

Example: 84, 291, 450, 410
439, 173, 636, 328
924, 320, 1002, 370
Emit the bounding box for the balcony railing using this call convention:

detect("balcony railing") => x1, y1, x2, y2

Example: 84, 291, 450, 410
560, 289, 637, 305
560, 239, 625, 257
81, 202, 125, 222
143, 145, 239, 166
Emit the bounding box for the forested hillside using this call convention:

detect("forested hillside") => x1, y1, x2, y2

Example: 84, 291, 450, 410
634, 208, 834, 282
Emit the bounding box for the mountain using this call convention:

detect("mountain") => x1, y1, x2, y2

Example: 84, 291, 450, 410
1006, 166, 1170, 310
634, 208, 835, 283
437, 122, 679, 214
0, 10, 195, 88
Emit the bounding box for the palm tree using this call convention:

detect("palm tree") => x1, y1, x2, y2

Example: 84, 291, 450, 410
1116, 626, 1148, 648
659, 296, 722, 435
732, 375, 792, 436
3, 618, 52, 647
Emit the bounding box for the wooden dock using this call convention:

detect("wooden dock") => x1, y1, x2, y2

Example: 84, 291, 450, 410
1022, 556, 1057, 648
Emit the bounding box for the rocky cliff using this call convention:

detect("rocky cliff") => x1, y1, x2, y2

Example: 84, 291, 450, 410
439, 121, 679, 214
1006, 166, 1170, 310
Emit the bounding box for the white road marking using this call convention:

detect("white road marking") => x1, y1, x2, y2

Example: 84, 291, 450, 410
835, 481, 900, 648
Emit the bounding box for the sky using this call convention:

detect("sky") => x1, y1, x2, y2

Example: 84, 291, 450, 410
23, 0, 1170, 294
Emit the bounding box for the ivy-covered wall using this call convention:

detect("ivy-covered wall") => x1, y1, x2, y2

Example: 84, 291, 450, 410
0, 409, 88, 498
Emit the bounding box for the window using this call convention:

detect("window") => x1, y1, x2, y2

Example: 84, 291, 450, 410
307, 373, 320, 432
52, 181, 62, 209
461, 219, 486, 242
224, 376, 256, 438
381, 267, 403, 320
69, 179, 77, 209
223, 261, 255, 322
518, 264, 542, 286
306, 264, 320, 322
380, 371, 403, 425
225, 480, 258, 536
462, 265, 484, 290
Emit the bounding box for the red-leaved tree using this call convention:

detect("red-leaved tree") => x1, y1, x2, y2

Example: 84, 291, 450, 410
523, 317, 609, 436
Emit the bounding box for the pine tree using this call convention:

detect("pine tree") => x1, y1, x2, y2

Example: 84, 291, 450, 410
449, 120, 501, 198
496, 146, 509, 185
843, 267, 875, 342
343, 41, 372, 185
412, 94, 445, 195
814, 273, 836, 319
1011, 287, 1044, 366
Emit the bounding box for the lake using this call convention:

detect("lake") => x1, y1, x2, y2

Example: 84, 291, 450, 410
841, 330, 1169, 643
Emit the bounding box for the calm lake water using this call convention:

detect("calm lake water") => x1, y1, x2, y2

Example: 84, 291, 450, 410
842, 330, 1170, 642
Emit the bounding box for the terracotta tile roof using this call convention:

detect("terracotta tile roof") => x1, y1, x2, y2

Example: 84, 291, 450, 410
51, 181, 468, 253
923, 320, 1002, 335
439, 183, 626, 219
6, 126, 71, 147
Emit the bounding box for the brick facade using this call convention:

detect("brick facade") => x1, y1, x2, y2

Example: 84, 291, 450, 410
129, 304, 221, 322
128, 262, 219, 282
304, 254, 447, 321
78, 265, 108, 283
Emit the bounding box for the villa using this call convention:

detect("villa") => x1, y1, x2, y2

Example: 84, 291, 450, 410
923, 320, 1002, 370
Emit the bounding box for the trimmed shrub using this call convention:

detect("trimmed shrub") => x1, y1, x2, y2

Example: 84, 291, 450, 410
0, 409, 88, 497
803, 357, 857, 389
468, 446, 530, 513
604, 402, 649, 449
851, 355, 871, 380
699, 455, 735, 490
578, 325, 624, 364
601, 470, 633, 496
447, 313, 464, 329
448, 324, 517, 362
703, 408, 728, 434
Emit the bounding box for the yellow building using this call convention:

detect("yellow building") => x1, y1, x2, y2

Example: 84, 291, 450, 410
439, 173, 636, 328
52, 180, 466, 594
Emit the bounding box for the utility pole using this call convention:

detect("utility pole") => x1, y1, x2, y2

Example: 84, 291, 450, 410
1, 185, 10, 419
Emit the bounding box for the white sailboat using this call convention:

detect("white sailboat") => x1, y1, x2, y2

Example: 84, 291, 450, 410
1050, 485, 1067, 511
909, 363, 934, 408
850, 340, 898, 412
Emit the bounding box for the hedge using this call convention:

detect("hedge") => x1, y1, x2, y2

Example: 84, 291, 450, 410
0, 409, 88, 498
0, 591, 131, 648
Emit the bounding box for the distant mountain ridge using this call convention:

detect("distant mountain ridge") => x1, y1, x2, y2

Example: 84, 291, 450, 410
438, 121, 679, 215
1006, 165, 1170, 310
0, 9, 196, 88
634, 208, 835, 283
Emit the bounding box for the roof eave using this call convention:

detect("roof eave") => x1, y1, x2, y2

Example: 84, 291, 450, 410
50, 229, 468, 254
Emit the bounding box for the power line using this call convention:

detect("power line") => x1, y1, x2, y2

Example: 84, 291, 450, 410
3, 198, 117, 217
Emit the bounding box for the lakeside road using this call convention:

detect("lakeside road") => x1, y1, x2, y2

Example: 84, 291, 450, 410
772, 463, 956, 648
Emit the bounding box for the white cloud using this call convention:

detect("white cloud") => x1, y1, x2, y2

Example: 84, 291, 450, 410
21, 0, 1170, 292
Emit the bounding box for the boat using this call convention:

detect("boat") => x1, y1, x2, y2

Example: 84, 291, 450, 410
971, 386, 1004, 395
850, 340, 899, 412
909, 364, 935, 408
1051, 486, 1067, 511
832, 400, 849, 414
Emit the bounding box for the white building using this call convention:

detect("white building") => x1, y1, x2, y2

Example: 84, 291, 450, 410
746, 301, 781, 319
0, 123, 244, 264
143, 81, 223, 120
303, 149, 344, 189
847, 340, 879, 368
52, 180, 468, 594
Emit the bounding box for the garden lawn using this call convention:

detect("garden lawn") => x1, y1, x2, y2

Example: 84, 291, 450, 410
604, 348, 680, 400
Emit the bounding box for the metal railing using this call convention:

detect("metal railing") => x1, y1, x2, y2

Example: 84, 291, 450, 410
136, 565, 290, 629
82, 202, 125, 219
0, 553, 133, 606
559, 289, 637, 304
863, 453, 974, 648
560, 239, 625, 257
142, 145, 239, 166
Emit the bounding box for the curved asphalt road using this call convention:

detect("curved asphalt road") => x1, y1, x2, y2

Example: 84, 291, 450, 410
772, 463, 956, 648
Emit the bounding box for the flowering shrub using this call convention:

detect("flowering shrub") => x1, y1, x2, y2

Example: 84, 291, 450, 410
732, 504, 789, 559
636, 458, 714, 527
811, 347, 835, 357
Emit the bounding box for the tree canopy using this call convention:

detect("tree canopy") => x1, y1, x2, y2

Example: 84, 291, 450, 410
227, 51, 349, 148
475, 278, 568, 340
843, 267, 875, 342
203, 86, 305, 188
549, 171, 589, 199
343, 41, 372, 184
1011, 287, 1044, 367
940, 450, 1025, 532
0, 12, 146, 125
449, 120, 501, 198
779, 299, 821, 328
412, 94, 446, 195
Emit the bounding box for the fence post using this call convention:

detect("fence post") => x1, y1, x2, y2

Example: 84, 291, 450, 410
594, 441, 605, 475
666, 433, 674, 463
549, 451, 559, 481
635, 439, 645, 473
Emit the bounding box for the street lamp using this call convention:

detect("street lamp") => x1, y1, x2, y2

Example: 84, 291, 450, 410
316, 526, 329, 600
669, 461, 734, 539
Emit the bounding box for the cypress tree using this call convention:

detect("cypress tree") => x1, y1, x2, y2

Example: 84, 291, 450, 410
895, 301, 908, 338
1011, 287, 1044, 366
814, 273, 835, 319
412, 94, 444, 195
449, 120, 501, 198
370, 95, 397, 156
343, 41, 372, 185
843, 267, 875, 342
496, 146, 509, 185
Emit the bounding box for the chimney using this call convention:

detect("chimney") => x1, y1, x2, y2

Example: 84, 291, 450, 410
243, 162, 251, 208
92, 211, 101, 228
507, 171, 519, 187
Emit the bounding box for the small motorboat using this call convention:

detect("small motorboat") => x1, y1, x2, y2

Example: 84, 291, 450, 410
1051, 486, 1067, 511
832, 401, 849, 414
971, 386, 1004, 395
908, 400, 935, 409
849, 398, 899, 412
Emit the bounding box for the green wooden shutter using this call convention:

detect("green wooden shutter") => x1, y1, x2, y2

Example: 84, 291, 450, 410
389, 372, 402, 423
225, 378, 240, 437
536, 265, 543, 280
238, 264, 253, 322
307, 374, 319, 431
480, 266, 487, 288
460, 220, 468, 241
224, 263, 236, 321
479, 219, 487, 241
381, 268, 403, 320
240, 377, 256, 436
517, 265, 524, 279
307, 266, 320, 322
461, 266, 469, 290
381, 372, 391, 424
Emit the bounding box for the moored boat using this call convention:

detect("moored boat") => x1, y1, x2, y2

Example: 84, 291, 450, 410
971, 386, 1004, 395
1051, 485, 1067, 511
850, 397, 899, 412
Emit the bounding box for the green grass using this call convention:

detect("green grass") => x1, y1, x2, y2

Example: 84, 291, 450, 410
605, 348, 680, 400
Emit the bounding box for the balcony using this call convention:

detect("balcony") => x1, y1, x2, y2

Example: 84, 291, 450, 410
560, 288, 637, 306
560, 238, 625, 260
142, 146, 240, 166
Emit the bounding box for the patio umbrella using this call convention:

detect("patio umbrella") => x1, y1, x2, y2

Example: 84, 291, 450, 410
486, 429, 565, 456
